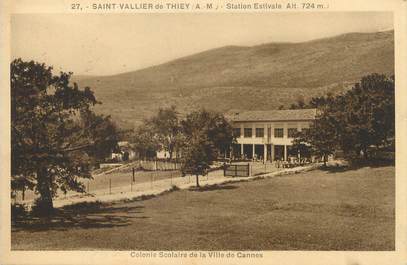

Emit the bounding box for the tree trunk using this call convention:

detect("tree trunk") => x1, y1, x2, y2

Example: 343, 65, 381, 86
36, 167, 54, 215
195, 174, 200, 188
169, 148, 173, 160
323, 154, 327, 167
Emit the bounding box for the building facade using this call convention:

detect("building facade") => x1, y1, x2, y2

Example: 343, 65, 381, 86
230, 109, 316, 161
110, 141, 137, 161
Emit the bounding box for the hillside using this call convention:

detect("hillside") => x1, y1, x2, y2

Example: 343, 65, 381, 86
73, 30, 394, 128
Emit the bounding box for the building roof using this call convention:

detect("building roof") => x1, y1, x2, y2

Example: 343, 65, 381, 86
229, 109, 317, 122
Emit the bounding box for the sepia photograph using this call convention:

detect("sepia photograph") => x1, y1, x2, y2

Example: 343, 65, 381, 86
2, 3, 404, 262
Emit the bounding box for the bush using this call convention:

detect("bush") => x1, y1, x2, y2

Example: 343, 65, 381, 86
11, 203, 27, 223
169, 185, 180, 192
138, 194, 156, 201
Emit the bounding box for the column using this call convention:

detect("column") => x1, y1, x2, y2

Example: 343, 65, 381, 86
252, 144, 255, 160
263, 144, 267, 162
284, 145, 287, 161
240, 144, 243, 158
297, 122, 302, 159
263, 123, 267, 162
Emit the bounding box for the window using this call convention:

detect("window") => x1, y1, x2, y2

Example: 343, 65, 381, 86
233, 128, 241, 138
287, 128, 298, 138
244, 128, 252, 138
274, 128, 284, 138
255, 128, 264, 138
301, 128, 310, 135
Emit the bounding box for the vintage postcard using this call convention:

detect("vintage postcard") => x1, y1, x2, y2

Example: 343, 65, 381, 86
1, 0, 406, 264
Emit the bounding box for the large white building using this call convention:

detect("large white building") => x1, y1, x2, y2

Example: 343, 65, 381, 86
230, 109, 316, 161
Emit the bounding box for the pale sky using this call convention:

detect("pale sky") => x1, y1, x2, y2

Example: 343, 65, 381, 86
11, 12, 393, 76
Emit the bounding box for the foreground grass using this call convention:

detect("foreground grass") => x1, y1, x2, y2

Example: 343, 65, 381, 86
11, 166, 394, 250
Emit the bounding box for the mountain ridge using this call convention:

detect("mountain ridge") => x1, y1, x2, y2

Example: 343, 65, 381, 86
72, 30, 394, 129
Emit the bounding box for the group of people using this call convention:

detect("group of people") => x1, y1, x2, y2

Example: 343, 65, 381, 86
227, 154, 314, 167
275, 157, 313, 168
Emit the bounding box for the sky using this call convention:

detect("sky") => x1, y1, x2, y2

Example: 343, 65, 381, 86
11, 12, 393, 76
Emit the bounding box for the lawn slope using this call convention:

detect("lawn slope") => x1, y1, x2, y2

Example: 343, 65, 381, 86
12, 166, 394, 250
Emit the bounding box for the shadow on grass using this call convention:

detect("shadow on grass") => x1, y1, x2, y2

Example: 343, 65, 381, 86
12, 201, 147, 232
189, 184, 238, 192
320, 159, 394, 174
320, 165, 351, 173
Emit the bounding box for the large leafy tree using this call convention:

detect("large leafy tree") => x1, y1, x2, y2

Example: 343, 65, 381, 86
181, 109, 234, 158
180, 132, 215, 187
11, 59, 118, 214
293, 73, 394, 162
148, 106, 180, 159
78, 109, 120, 164
292, 113, 338, 166
131, 123, 161, 160
339, 74, 394, 159
180, 110, 234, 187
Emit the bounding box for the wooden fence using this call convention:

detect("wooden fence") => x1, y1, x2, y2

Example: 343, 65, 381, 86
223, 164, 250, 177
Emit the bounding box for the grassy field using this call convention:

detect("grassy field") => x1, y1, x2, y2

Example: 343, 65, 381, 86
11, 166, 394, 250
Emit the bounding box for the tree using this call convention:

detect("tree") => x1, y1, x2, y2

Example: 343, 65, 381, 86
132, 124, 161, 160
180, 110, 234, 187
293, 73, 394, 163
180, 132, 215, 187
292, 114, 337, 166
148, 106, 180, 159
181, 109, 234, 158
79, 109, 120, 164
339, 74, 394, 159
11, 59, 118, 214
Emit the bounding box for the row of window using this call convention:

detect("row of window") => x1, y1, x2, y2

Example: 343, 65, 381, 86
233, 127, 302, 138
